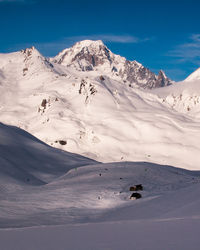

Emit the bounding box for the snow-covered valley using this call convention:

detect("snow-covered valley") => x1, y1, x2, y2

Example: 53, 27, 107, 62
1, 123, 200, 249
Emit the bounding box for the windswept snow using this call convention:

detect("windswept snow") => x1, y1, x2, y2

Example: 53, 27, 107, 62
1, 124, 200, 249
0, 123, 200, 228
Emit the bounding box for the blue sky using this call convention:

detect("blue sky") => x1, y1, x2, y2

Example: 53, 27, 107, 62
0, 0, 200, 81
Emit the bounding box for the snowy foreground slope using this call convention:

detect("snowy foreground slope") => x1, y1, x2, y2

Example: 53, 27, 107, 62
0, 42, 200, 170
1, 124, 200, 249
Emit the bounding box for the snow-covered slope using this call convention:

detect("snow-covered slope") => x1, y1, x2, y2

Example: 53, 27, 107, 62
0, 42, 200, 170
1, 121, 200, 250
152, 70, 200, 115
0, 122, 200, 230
185, 67, 200, 82
0, 122, 96, 191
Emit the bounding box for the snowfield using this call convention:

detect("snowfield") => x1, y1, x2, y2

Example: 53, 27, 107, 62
1, 218, 200, 250
1, 124, 200, 249
1, 40, 200, 249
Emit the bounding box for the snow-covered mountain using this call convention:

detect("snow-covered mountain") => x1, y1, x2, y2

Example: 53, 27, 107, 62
53, 40, 172, 89
184, 67, 200, 81
0, 41, 200, 170
153, 67, 200, 114
1, 43, 200, 250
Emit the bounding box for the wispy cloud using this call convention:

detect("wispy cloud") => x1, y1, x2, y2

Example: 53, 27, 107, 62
72, 34, 140, 43
38, 34, 151, 49
168, 34, 200, 65
36, 34, 151, 55
9, 34, 152, 57
73, 34, 154, 44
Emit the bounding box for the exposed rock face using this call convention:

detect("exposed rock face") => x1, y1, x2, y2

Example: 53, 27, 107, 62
79, 79, 97, 104
71, 45, 112, 71
121, 60, 158, 89
156, 70, 172, 88
53, 40, 113, 71
53, 40, 172, 89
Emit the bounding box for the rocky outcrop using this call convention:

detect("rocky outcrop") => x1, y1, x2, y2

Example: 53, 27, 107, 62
120, 60, 158, 89
21, 47, 54, 77
155, 70, 171, 88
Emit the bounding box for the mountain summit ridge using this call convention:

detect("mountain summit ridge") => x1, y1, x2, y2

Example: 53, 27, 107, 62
52, 40, 172, 89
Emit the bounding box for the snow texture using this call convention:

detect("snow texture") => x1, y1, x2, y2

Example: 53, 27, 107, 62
0, 124, 200, 249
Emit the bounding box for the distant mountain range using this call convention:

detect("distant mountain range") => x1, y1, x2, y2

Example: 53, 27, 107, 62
52, 40, 172, 89
0, 40, 200, 169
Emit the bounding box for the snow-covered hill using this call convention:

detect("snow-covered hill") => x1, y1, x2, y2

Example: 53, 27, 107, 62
0, 41, 200, 170
1, 123, 200, 250
0, 123, 200, 228
0, 122, 96, 191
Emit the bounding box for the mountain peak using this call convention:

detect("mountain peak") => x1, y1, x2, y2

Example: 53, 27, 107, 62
52, 40, 172, 89
53, 39, 112, 70
21, 46, 42, 58
156, 70, 171, 87
185, 67, 200, 82
158, 70, 166, 77
73, 40, 105, 49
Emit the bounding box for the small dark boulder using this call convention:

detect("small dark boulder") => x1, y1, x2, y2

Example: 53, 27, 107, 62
59, 140, 67, 145
99, 75, 105, 81
129, 184, 143, 191
130, 193, 142, 200
41, 99, 47, 108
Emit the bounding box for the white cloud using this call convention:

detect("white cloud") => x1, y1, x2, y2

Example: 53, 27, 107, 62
84, 34, 139, 43
169, 34, 200, 65
68, 34, 153, 44
36, 34, 150, 53
10, 34, 152, 57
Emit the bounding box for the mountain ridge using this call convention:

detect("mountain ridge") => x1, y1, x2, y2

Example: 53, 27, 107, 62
0, 41, 200, 169
52, 40, 172, 89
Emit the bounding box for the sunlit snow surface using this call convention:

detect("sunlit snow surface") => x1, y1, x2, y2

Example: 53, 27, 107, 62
0, 46, 200, 170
